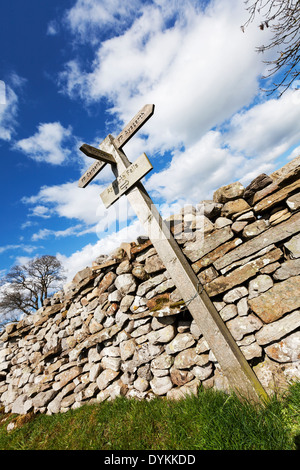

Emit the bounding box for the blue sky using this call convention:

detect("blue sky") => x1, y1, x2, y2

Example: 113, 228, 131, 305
0, 0, 300, 282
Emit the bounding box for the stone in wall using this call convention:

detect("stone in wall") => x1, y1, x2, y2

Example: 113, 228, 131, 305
248, 276, 300, 323
205, 248, 283, 297
284, 234, 300, 259
213, 211, 300, 270
183, 226, 234, 262
213, 182, 245, 203
243, 173, 273, 204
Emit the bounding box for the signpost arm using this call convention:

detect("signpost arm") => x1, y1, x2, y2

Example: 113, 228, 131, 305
115, 104, 155, 149
99, 134, 268, 403
80, 144, 116, 165
78, 160, 106, 188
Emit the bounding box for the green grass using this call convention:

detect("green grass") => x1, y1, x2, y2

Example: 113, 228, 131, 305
0, 382, 299, 450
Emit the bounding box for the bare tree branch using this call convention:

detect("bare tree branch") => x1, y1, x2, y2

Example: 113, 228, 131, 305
242, 0, 300, 96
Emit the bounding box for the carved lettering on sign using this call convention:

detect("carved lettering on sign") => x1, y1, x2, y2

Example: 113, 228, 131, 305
116, 112, 145, 146
78, 160, 105, 188
114, 104, 154, 149
100, 154, 152, 208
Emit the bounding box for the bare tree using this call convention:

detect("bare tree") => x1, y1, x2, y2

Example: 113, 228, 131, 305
0, 255, 66, 327
242, 0, 300, 95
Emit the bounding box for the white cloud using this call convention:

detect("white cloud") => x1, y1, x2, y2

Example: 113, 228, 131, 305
147, 130, 243, 204
57, 218, 144, 282
0, 77, 21, 141
22, 178, 137, 239
226, 89, 300, 161
21, 220, 37, 230
29, 205, 52, 219
0, 244, 22, 254
146, 88, 300, 204
15, 122, 73, 165
14, 256, 32, 267
65, 0, 150, 43
21, 245, 39, 254
0, 80, 6, 104
58, 0, 300, 207
23, 181, 104, 225
31, 224, 85, 241
287, 146, 300, 161
47, 20, 59, 36
59, 61, 88, 102
60, 0, 300, 209
0, 269, 6, 279
0, 244, 38, 255
56, 0, 300, 206
60, 0, 273, 154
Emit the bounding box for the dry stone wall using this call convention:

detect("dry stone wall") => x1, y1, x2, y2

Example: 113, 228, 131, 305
1, 156, 300, 415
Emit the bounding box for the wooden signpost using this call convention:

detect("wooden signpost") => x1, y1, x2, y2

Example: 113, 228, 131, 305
80, 144, 116, 165
78, 105, 268, 402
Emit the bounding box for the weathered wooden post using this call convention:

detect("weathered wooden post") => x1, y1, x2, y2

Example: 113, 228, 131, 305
78, 104, 268, 402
